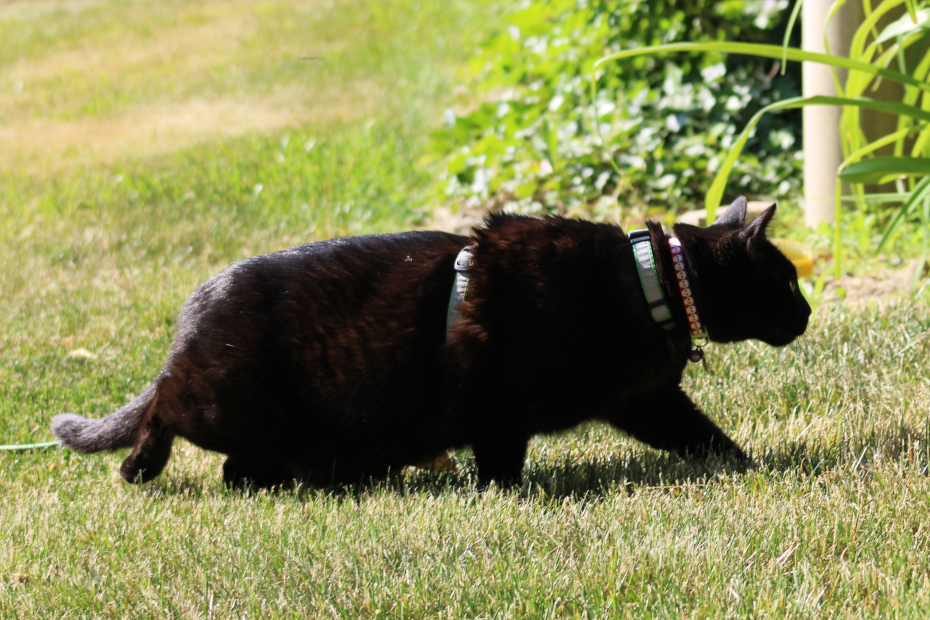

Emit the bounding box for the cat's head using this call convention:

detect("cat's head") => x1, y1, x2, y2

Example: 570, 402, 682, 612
674, 196, 812, 347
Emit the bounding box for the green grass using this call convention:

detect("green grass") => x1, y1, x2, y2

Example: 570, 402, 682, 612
3, 0, 930, 617
3, 303, 930, 617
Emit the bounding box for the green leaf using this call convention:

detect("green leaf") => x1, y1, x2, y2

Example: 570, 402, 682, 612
872, 8, 930, 47
839, 126, 925, 174
840, 192, 912, 204
878, 175, 930, 251
838, 157, 930, 184
904, 0, 921, 26
595, 42, 930, 93
781, 0, 803, 75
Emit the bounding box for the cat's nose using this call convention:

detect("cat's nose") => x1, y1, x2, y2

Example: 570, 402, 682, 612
797, 292, 812, 318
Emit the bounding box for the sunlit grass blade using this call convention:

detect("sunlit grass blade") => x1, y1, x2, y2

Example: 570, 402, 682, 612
838, 156, 930, 183
781, 0, 803, 75
838, 126, 923, 190
872, 7, 929, 47
845, 0, 905, 98
701, 96, 930, 220
840, 191, 911, 203
878, 175, 930, 251
594, 42, 930, 93
824, 0, 857, 99
915, 123, 930, 157
914, 196, 930, 286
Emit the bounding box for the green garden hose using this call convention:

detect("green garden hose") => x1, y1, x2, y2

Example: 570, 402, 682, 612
0, 441, 60, 451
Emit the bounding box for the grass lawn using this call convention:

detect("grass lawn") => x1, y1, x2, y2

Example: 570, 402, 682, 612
3, 0, 930, 617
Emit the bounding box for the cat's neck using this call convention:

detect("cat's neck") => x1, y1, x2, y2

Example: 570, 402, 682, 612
644, 222, 708, 346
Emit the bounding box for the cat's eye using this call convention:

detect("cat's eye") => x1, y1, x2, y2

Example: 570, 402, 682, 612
789, 281, 797, 293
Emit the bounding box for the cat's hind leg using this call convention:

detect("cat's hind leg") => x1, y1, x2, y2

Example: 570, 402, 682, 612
472, 433, 529, 488
118, 376, 212, 483
119, 390, 176, 483
223, 454, 295, 491
613, 385, 746, 462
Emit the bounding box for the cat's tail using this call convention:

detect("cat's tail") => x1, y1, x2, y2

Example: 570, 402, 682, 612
51, 383, 156, 453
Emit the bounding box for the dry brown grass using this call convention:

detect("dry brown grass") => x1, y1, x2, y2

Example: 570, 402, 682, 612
0, 0, 385, 171
0, 88, 378, 171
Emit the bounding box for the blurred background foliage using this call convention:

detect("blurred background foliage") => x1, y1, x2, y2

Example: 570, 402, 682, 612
430, 0, 803, 217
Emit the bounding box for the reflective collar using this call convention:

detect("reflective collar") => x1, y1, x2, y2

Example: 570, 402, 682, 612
446, 245, 475, 341
629, 229, 675, 331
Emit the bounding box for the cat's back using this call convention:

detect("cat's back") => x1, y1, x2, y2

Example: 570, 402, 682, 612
179, 230, 468, 324
214, 230, 467, 288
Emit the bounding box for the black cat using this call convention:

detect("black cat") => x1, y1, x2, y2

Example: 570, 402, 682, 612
51, 196, 810, 488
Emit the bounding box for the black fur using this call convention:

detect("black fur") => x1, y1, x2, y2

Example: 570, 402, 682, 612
51, 197, 811, 488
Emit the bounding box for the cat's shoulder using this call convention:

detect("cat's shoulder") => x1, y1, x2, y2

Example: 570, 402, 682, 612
476, 212, 624, 244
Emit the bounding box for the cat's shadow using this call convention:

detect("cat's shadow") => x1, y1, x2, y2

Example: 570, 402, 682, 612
147, 421, 930, 501
382, 419, 930, 500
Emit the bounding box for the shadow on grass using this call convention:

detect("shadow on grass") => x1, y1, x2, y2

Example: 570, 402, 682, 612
511, 420, 930, 499
142, 420, 930, 501
753, 418, 930, 477
371, 418, 930, 500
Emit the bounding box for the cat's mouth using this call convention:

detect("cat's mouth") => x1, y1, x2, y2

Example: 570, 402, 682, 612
765, 331, 798, 347
765, 322, 807, 347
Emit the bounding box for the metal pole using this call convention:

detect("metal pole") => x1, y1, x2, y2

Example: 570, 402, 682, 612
802, 0, 863, 226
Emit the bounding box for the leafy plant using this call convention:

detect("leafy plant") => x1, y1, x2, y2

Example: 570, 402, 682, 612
432, 0, 803, 216
593, 0, 930, 280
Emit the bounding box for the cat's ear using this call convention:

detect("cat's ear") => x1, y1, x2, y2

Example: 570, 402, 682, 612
712, 196, 748, 229
741, 203, 776, 260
